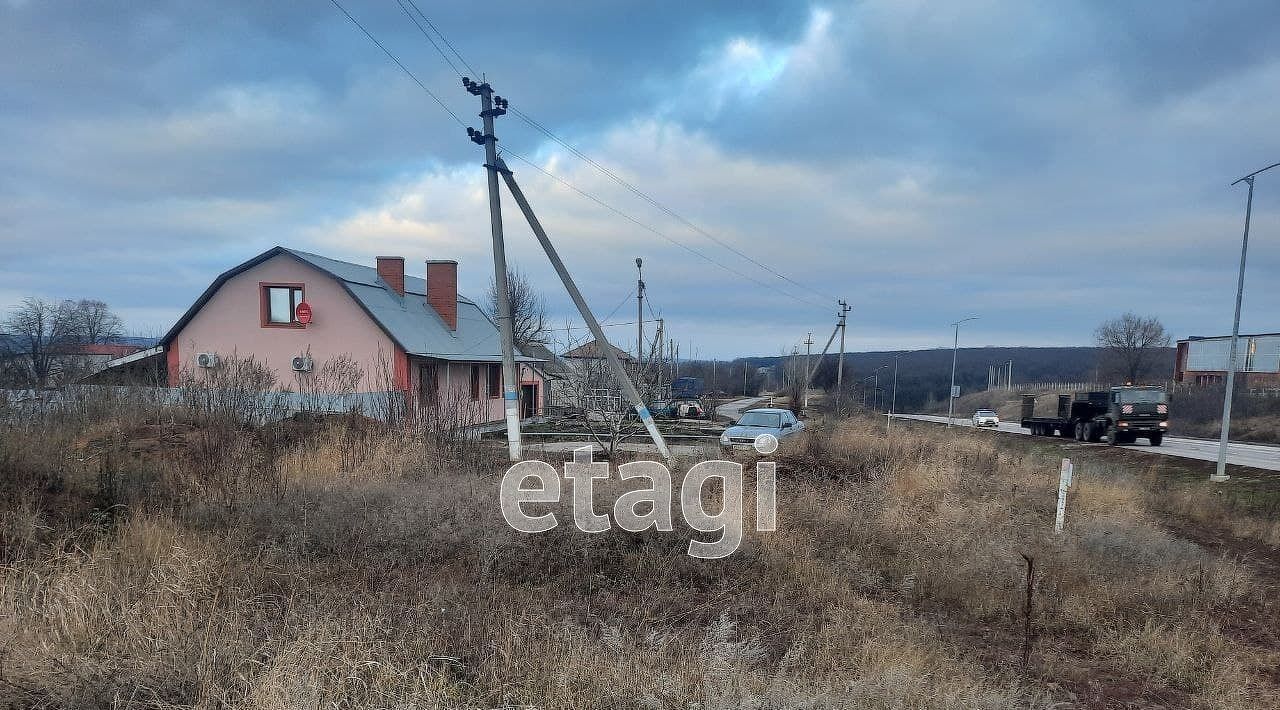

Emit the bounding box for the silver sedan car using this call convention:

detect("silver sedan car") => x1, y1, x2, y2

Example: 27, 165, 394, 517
971, 409, 1000, 427
720, 408, 804, 450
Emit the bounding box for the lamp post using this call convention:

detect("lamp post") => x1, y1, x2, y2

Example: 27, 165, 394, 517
947, 317, 979, 427
1214, 161, 1280, 483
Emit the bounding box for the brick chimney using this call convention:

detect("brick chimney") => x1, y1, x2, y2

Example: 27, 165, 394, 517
425, 259, 458, 330
376, 256, 405, 296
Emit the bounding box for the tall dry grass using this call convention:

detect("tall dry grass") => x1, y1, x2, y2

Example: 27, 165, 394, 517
1, 400, 1278, 708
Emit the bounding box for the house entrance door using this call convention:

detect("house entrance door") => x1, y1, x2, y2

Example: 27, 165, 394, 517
521, 384, 537, 418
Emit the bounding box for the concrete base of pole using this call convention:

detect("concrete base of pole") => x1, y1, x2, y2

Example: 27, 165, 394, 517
1209, 474, 1231, 483
503, 397, 521, 461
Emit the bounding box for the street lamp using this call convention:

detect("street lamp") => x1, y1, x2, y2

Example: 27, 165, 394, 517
1213, 161, 1280, 483
947, 317, 979, 427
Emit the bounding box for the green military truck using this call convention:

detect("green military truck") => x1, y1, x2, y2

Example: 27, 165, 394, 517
1020, 385, 1170, 446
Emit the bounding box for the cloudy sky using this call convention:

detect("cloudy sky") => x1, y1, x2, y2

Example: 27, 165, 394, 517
3, 1, 1278, 357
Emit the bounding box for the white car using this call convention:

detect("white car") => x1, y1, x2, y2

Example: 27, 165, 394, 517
971, 409, 1000, 427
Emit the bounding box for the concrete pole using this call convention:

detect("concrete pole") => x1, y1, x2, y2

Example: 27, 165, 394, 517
804, 332, 813, 408
656, 317, 664, 396
636, 258, 644, 363
888, 358, 899, 434
837, 300, 849, 396
495, 158, 671, 459
947, 325, 959, 427
468, 79, 522, 460
873, 371, 879, 412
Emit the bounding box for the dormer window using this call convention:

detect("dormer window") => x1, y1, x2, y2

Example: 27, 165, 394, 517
261, 282, 304, 327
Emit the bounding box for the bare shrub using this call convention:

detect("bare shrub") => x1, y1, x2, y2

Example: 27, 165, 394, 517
177, 350, 289, 425
293, 350, 364, 414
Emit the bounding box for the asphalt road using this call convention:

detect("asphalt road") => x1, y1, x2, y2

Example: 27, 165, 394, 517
715, 396, 766, 421
892, 413, 1280, 472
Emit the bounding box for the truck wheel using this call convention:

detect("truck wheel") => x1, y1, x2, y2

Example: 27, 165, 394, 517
1149, 433, 1163, 446
1088, 424, 1102, 443
1106, 426, 1118, 446
1074, 422, 1086, 441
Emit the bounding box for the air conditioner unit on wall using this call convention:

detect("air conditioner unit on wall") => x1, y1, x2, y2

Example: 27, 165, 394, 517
196, 352, 219, 368
291, 355, 314, 373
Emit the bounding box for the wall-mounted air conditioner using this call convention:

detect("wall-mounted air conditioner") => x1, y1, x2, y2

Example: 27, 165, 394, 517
196, 352, 219, 369
291, 355, 314, 373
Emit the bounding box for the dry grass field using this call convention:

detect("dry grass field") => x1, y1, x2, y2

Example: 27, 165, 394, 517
2, 391, 1279, 709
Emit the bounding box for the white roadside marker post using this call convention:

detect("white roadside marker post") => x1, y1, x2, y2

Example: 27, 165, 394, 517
1054, 458, 1073, 534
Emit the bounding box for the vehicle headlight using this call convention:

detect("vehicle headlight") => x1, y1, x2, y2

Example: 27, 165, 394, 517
1159, 421, 1168, 427
720, 432, 731, 444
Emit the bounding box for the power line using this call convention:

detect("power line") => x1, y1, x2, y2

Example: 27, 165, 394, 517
385, 1, 839, 306
501, 149, 830, 310
327, 0, 467, 129
401, 0, 478, 78
327, 0, 831, 312
509, 108, 838, 303
394, 0, 464, 78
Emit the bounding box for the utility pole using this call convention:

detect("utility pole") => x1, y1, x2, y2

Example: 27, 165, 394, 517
837, 300, 850, 396
790, 346, 798, 406
888, 358, 899, 434
1215, 161, 1279, 482
873, 369, 880, 412
636, 258, 645, 363
804, 332, 814, 408
464, 77, 521, 461
947, 316, 978, 427
670, 337, 680, 383
656, 317, 664, 396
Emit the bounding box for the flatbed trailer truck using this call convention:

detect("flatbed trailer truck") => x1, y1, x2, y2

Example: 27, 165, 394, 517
1021, 385, 1169, 446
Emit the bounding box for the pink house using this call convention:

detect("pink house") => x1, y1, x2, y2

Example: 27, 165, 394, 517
159, 246, 546, 422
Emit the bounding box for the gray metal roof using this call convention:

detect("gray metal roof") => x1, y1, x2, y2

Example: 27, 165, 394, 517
164, 246, 540, 363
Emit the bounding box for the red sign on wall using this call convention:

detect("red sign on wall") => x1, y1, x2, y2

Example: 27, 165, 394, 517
295, 301, 313, 325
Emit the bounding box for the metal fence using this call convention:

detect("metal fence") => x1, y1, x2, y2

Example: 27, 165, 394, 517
1009, 382, 1111, 394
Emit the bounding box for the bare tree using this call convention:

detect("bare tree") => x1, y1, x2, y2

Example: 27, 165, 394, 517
2, 298, 83, 387
73, 299, 124, 344
487, 267, 548, 350
1094, 312, 1171, 383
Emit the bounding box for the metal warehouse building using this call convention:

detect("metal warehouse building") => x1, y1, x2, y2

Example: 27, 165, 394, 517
1175, 333, 1280, 388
